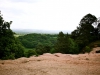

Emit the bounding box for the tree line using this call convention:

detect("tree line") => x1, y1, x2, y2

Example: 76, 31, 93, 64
17, 33, 57, 57
0, 11, 100, 59
18, 33, 57, 49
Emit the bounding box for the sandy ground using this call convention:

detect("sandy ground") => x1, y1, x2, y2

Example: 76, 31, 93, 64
0, 48, 100, 75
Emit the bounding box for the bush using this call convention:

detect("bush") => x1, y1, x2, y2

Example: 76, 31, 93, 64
49, 48, 56, 54
2, 53, 15, 60
25, 50, 38, 57
84, 46, 91, 53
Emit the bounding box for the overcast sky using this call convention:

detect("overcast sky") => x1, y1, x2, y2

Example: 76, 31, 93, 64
0, 0, 100, 32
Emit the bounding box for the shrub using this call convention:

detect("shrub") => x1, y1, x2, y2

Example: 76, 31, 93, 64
84, 46, 91, 53
2, 53, 15, 60
25, 50, 38, 57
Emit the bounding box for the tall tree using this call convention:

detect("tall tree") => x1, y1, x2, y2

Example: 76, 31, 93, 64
0, 11, 24, 59
54, 31, 65, 53
71, 13, 97, 51
55, 32, 79, 54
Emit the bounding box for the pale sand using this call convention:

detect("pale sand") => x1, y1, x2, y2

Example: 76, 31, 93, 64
0, 48, 100, 75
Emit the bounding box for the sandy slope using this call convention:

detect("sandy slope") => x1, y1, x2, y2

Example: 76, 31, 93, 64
0, 48, 100, 75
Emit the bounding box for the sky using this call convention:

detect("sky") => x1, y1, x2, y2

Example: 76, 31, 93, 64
0, 0, 100, 32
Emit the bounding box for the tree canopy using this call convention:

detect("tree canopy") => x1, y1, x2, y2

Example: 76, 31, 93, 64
71, 13, 99, 52
0, 11, 24, 59
54, 32, 79, 54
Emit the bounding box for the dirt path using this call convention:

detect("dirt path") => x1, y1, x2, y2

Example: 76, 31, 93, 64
0, 50, 100, 75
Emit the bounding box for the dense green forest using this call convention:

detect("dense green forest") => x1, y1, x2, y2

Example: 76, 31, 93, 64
17, 33, 57, 57
18, 33, 57, 49
0, 11, 100, 59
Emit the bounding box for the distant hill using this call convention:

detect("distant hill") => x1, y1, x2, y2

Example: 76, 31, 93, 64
12, 29, 71, 34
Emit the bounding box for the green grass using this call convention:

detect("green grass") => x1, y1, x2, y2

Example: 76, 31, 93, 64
14, 33, 26, 37
14, 34, 20, 37
14, 34, 25, 37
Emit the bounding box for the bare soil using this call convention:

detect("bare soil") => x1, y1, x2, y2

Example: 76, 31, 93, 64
0, 47, 100, 75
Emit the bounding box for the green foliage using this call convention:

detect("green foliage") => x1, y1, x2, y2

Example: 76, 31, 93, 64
54, 32, 66, 53
84, 46, 91, 53
71, 13, 97, 52
2, 53, 15, 60
36, 44, 51, 55
49, 48, 56, 54
66, 38, 79, 54
0, 11, 24, 59
25, 50, 38, 57
18, 33, 57, 49
55, 32, 79, 54
17, 33, 57, 56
